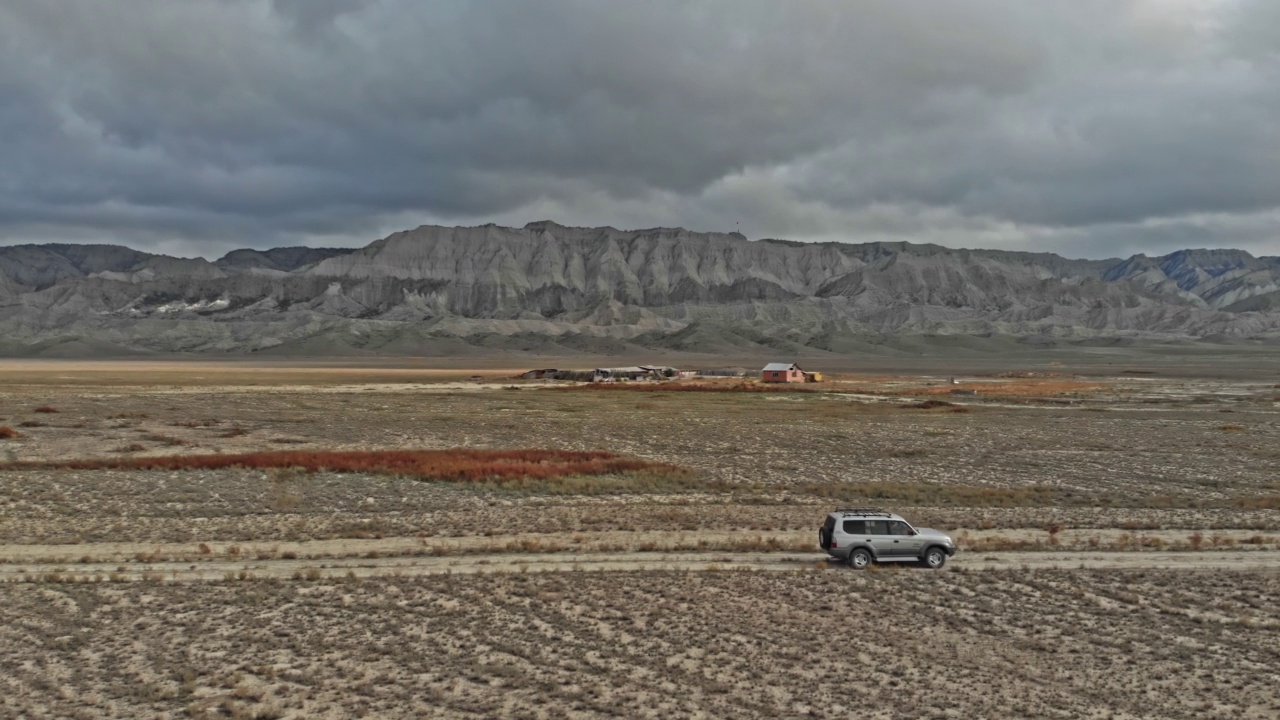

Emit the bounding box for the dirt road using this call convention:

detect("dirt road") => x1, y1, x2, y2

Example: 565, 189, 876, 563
5, 547, 1278, 582
2, 527, 1274, 564
3, 528, 1277, 582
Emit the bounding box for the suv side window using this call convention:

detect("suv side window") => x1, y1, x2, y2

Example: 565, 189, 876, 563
864, 520, 888, 535
887, 521, 914, 536
842, 520, 866, 534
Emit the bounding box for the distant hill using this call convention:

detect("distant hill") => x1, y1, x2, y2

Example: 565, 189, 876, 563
1, 222, 1278, 356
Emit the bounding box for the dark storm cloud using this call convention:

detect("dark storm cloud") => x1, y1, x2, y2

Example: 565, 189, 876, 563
0, 0, 1277, 258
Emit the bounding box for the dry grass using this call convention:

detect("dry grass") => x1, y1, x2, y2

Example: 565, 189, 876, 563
0, 570, 1275, 719
140, 433, 189, 446
0, 361, 530, 386
885, 379, 1107, 397
0, 365, 1278, 543
0, 448, 694, 490
799, 480, 1066, 507
797, 479, 1279, 511
0, 362, 1278, 719
902, 398, 959, 409
1235, 495, 1280, 510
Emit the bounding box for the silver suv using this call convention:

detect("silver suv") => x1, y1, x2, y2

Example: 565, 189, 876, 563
818, 508, 957, 569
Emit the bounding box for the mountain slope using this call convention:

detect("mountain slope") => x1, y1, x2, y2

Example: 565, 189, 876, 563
216, 247, 358, 275
0, 222, 1278, 356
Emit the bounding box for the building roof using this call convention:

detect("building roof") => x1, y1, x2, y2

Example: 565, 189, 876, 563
762, 363, 799, 372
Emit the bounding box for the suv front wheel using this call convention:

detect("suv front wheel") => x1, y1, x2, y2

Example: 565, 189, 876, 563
921, 546, 948, 569
847, 548, 873, 570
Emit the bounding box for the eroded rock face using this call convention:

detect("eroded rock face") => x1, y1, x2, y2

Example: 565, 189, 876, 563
0, 223, 1278, 356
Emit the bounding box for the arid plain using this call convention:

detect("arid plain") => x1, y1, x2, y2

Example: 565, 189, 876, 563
1, 356, 1278, 719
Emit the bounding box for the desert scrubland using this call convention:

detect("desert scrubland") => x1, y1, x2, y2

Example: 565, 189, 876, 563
0, 358, 1277, 719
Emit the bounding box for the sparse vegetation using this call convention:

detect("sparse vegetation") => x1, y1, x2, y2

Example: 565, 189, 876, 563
0, 362, 1276, 718
141, 433, 189, 446
0, 570, 1275, 719
32, 405, 59, 414
0, 363, 1276, 715
1234, 495, 1280, 510
0, 448, 695, 490
0, 364, 1276, 546
797, 479, 1280, 511
903, 399, 958, 409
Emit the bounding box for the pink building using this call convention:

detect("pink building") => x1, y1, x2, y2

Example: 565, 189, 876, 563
761, 363, 805, 383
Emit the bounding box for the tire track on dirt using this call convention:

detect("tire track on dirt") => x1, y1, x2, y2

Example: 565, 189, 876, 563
4, 549, 1279, 582
2, 528, 1273, 565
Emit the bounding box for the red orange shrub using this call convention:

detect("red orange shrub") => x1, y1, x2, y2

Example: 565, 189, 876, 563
0, 427, 20, 440
0, 449, 692, 486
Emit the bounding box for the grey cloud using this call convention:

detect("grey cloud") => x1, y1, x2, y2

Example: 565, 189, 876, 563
0, 0, 1277, 258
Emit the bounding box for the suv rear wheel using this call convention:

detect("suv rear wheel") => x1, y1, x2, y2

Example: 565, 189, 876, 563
847, 548, 872, 569
921, 546, 947, 569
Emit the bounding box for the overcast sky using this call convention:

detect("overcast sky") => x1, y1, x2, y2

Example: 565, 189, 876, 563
1, 0, 1278, 259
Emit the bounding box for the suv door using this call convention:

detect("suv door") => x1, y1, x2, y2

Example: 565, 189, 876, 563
864, 520, 898, 558
841, 519, 869, 555
886, 520, 923, 558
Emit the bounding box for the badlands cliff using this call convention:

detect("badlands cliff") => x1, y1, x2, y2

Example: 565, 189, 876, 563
1, 221, 1278, 356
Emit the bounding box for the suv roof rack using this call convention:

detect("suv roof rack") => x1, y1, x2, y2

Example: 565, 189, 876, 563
834, 507, 894, 517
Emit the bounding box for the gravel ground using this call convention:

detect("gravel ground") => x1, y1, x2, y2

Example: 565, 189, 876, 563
1, 569, 1276, 720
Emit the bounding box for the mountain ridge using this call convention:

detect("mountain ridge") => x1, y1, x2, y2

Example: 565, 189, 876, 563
1, 222, 1278, 356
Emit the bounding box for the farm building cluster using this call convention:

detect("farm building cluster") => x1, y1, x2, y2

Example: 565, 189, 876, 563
519, 366, 685, 382
517, 363, 823, 383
